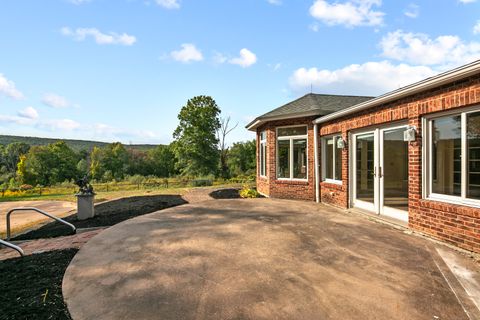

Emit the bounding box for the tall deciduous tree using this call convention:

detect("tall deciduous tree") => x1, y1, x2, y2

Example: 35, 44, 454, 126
148, 144, 176, 177
24, 141, 79, 186
217, 116, 238, 179
173, 96, 221, 176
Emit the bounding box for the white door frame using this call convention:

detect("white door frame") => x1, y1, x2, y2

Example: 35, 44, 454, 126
351, 123, 409, 222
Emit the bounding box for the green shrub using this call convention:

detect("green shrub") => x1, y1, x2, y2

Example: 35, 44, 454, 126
239, 185, 260, 198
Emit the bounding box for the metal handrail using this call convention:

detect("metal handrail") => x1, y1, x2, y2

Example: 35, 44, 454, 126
6, 207, 76, 240
0, 239, 24, 256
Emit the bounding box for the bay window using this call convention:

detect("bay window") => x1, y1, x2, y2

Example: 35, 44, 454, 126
322, 135, 342, 183
277, 126, 307, 180
425, 108, 480, 204
260, 131, 267, 177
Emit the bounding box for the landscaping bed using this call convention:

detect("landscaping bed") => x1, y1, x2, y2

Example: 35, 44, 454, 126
209, 188, 241, 199
13, 195, 186, 240
0, 249, 77, 320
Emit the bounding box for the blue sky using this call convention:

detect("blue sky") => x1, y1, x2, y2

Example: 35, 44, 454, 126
0, 0, 479, 145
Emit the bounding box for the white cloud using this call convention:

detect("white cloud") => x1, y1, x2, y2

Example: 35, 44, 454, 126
17, 107, 39, 120
404, 3, 419, 18
93, 123, 156, 140
309, 22, 320, 32
289, 61, 435, 96
170, 44, 203, 63
40, 119, 81, 131
155, 0, 180, 9
267, 0, 282, 5
459, 0, 477, 3
474, 21, 480, 35
212, 52, 228, 64
61, 27, 136, 46
229, 48, 257, 68
268, 63, 282, 71
42, 93, 70, 108
309, 0, 384, 28
380, 30, 480, 67
0, 74, 24, 100
0, 114, 35, 126
69, 0, 91, 4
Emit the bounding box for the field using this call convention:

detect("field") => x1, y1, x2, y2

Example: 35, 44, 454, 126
0, 179, 249, 203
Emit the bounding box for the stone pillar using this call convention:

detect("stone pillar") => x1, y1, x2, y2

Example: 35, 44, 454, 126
76, 194, 95, 220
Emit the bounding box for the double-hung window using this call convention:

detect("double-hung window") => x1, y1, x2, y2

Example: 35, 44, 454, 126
276, 126, 308, 180
425, 108, 480, 205
322, 135, 342, 183
260, 131, 267, 177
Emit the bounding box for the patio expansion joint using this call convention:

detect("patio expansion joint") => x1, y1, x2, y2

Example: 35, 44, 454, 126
427, 244, 480, 320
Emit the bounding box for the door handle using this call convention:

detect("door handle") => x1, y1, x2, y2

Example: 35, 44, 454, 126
379, 166, 383, 178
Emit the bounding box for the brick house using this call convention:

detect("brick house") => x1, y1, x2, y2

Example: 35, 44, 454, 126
246, 60, 480, 253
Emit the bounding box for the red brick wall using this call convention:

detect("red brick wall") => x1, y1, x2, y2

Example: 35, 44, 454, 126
256, 75, 480, 252
319, 75, 480, 252
256, 116, 316, 201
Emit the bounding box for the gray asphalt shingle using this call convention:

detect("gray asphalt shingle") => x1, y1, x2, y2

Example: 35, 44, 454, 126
259, 93, 374, 119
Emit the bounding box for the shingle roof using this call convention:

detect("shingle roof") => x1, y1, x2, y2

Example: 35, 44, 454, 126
246, 93, 374, 130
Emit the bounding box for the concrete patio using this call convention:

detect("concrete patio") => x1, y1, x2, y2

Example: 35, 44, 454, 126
63, 198, 480, 320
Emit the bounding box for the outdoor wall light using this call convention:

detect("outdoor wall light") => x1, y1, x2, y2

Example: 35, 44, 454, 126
336, 137, 346, 149
404, 126, 417, 142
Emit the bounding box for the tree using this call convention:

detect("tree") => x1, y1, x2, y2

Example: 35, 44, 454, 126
148, 144, 176, 177
23, 141, 79, 185
172, 96, 221, 176
101, 143, 129, 180
4, 142, 30, 173
127, 149, 151, 176
217, 116, 238, 179
227, 140, 256, 177
89, 146, 103, 180
89, 143, 129, 181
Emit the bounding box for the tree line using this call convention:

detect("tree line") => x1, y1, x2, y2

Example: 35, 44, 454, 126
2, 95, 256, 189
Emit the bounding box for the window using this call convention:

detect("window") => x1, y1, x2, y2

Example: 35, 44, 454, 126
259, 131, 267, 177
277, 126, 307, 180
322, 135, 342, 183
425, 109, 480, 205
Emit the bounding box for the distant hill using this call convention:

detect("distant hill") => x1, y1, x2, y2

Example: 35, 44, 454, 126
0, 135, 161, 152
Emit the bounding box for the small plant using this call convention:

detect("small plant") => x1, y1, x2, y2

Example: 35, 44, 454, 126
239, 185, 260, 198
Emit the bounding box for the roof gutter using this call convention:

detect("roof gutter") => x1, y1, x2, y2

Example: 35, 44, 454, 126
246, 110, 321, 131
313, 59, 480, 125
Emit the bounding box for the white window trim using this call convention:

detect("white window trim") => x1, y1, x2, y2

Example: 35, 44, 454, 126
321, 134, 343, 185
260, 131, 267, 178
276, 125, 308, 181
423, 105, 480, 207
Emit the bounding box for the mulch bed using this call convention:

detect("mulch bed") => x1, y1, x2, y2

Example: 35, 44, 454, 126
209, 188, 241, 199
0, 249, 77, 320
13, 195, 187, 240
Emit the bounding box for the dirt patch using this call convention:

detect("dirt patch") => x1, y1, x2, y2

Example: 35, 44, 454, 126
13, 195, 186, 240
0, 249, 77, 320
209, 188, 241, 199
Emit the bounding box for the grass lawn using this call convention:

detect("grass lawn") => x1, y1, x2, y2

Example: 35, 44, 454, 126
0, 187, 191, 203
0, 249, 77, 320
13, 194, 187, 240
0, 181, 244, 203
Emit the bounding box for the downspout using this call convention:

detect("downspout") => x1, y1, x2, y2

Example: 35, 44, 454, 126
314, 123, 319, 203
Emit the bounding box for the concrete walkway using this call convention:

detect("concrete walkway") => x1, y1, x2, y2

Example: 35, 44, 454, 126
63, 199, 480, 320
0, 200, 76, 237
0, 228, 104, 260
